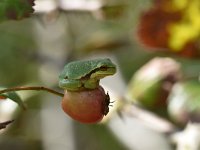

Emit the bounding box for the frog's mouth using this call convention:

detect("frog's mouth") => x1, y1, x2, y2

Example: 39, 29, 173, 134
90, 67, 116, 79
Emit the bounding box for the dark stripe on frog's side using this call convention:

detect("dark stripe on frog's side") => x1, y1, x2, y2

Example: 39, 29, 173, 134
79, 66, 110, 80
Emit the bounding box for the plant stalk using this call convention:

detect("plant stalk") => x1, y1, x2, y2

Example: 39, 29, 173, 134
0, 86, 64, 97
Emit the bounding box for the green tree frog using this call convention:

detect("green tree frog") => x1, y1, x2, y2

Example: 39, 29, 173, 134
59, 58, 116, 91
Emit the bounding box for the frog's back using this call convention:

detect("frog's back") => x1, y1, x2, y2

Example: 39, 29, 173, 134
60, 58, 112, 79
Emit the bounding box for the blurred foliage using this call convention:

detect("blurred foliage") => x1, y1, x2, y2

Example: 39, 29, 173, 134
1, 94, 43, 150
0, 19, 39, 86
137, 0, 200, 58
73, 122, 127, 150
168, 0, 200, 51
0, 0, 34, 22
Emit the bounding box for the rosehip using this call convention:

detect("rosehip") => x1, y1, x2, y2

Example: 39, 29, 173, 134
168, 81, 200, 125
61, 86, 110, 124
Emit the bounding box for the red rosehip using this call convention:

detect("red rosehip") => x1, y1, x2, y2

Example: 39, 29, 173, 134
61, 86, 110, 124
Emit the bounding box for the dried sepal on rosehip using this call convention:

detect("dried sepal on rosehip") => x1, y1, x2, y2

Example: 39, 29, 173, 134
61, 86, 112, 124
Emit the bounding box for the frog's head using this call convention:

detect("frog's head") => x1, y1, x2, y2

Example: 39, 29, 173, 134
90, 58, 116, 79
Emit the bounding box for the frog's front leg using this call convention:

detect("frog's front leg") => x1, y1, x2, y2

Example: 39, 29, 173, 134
84, 79, 100, 90
59, 79, 82, 91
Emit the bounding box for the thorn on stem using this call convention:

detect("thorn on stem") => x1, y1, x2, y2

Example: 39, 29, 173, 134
0, 120, 14, 130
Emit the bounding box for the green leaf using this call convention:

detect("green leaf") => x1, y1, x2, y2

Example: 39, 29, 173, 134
0, 90, 26, 110
0, 0, 35, 22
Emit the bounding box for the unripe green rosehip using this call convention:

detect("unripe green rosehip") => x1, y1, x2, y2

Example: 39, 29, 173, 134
61, 86, 110, 124
168, 81, 200, 125
127, 57, 181, 113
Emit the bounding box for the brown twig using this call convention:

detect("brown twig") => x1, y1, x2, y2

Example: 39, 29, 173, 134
0, 86, 64, 97
0, 120, 14, 130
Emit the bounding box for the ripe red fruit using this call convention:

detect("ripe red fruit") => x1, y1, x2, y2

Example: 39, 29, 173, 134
61, 86, 110, 124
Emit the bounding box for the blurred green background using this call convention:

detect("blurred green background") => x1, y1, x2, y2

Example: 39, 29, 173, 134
0, 0, 200, 150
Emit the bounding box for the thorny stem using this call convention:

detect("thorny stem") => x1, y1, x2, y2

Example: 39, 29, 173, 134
0, 120, 14, 130
0, 86, 64, 97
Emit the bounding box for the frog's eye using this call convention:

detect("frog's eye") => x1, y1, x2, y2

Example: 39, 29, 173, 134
99, 66, 108, 71
64, 76, 68, 79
